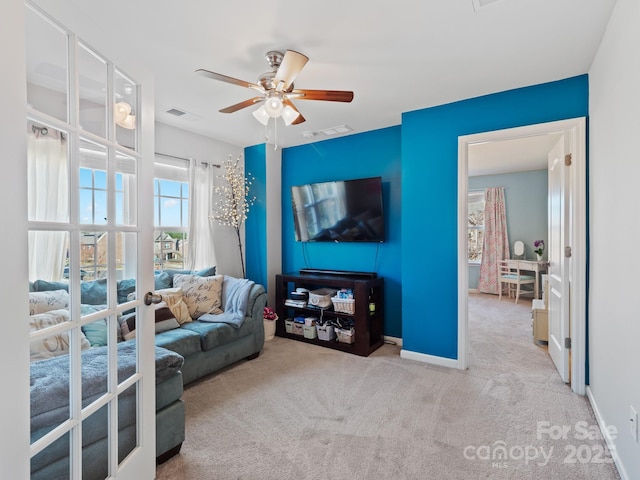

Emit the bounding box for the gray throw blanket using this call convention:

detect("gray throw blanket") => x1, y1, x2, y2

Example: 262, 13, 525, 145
30, 342, 184, 433
198, 275, 255, 328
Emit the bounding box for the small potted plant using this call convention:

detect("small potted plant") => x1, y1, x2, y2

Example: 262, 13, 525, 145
533, 239, 545, 261
263, 306, 278, 342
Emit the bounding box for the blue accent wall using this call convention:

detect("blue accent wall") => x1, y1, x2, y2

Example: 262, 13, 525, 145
401, 75, 588, 359
468, 170, 548, 289
281, 126, 403, 337
245, 144, 267, 288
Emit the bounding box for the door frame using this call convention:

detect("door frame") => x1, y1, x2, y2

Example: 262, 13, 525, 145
457, 117, 587, 395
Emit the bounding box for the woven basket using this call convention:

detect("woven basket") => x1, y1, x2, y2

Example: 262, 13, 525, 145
331, 297, 355, 315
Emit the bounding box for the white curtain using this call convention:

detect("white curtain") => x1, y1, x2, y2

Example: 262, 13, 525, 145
478, 187, 510, 294
186, 160, 217, 270
27, 126, 68, 281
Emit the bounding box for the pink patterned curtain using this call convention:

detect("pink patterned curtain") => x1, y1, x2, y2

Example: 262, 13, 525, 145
478, 187, 510, 294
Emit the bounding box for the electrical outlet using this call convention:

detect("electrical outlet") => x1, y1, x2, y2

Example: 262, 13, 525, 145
631, 406, 638, 442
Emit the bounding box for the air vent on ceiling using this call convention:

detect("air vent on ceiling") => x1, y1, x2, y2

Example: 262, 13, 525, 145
166, 108, 186, 117
319, 125, 353, 137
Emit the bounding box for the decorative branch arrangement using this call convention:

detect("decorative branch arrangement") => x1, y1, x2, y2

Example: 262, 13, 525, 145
211, 155, 256, 278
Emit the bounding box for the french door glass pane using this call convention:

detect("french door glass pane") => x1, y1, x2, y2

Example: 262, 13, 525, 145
79, 138, 107, 225
78, 43, 107, 138
115, 152, 137, 226
27, 124, 69, 224
115, 70, 138, 149
118, 383, 139, 463
25, 6, 68, 122
81, 231, 107, 281
31, 431, 71, 479
28, 230, 69, 283
83, 404, 109, 479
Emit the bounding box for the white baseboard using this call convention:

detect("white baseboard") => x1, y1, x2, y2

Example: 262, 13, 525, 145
586, 386, 630, 480
383, 335, 402, 347
468, 288, 479, 293
400, 349, 460, 369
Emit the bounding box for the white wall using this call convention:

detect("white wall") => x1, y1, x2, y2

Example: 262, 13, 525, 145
155, 122, 244, 278
588, 0, 640, 478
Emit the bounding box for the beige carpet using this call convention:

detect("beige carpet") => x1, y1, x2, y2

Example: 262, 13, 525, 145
156, 293, 620, 480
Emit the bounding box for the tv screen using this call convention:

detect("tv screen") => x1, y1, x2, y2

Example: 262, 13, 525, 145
291, 176, 384, 242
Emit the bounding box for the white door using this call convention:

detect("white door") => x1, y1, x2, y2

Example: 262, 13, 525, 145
26, 4, 155, 479
547, 135, 571, 383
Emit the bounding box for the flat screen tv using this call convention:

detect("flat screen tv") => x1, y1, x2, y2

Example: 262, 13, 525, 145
291, 176, 384, 242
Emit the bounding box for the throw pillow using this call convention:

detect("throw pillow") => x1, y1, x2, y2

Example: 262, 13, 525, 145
156, 287, 192, 324
118, 303, 181, 340
80, 304, 109, 346
29, 289, 70, 315
172, 274, 224, 319
30, 308, 91, 361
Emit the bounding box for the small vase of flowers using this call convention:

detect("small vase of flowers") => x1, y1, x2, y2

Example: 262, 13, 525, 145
263, 307, 278, 342
533, 240, 545, 261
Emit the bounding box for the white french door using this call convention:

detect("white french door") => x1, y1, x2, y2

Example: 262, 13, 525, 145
26, 2, 155, 479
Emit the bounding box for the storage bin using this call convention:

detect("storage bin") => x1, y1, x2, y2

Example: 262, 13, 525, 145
331, 297, 356, 315
316, 324, 336, 341
308, 288, 337, 308
284, 318, 294, 334
292, 323, 304, 336
336, 327, 355, 344
303, 325, 317, 339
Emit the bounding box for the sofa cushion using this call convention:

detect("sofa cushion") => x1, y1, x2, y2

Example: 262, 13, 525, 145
154, 327, 202, 358
173, 274, 224, 319
180, 317, 254, 352
29, 290, 70, 315
120, 306, 182, 340
117, 278, 136, 304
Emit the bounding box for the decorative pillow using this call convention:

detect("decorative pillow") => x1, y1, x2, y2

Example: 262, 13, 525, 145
162, 266, 217, 286
29, 290, 70, 315
30, 308, 91, 361
80, 304, 110, 347
172, 274, 224, 319
119, 304, 181, 340
154, 272, 173, 290
81, 278, 108, 305
156, 287, 192, 324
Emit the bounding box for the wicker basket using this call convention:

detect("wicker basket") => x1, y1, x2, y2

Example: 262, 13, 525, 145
331, 297, 355, 315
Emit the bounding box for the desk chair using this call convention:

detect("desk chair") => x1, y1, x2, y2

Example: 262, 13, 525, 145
498, 260, 536, 304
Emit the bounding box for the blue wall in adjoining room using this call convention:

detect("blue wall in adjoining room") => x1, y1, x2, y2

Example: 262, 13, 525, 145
401, 75, 588, 360
468, 169, 549, 289
244, 143, 267, 288
281, 126, 403, 338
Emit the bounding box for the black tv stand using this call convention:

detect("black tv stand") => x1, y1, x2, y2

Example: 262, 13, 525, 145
299, 268, 377, 279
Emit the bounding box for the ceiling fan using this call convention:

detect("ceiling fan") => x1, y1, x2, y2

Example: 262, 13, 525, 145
196, 50, 354, 126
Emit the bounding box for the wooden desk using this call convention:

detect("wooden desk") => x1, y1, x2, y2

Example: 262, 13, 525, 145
504, 259, 547, 299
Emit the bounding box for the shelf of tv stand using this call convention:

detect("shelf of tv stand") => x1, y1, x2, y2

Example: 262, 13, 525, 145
275, 272, 384, 357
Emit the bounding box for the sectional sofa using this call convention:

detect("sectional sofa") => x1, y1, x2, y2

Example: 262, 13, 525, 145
28, 269, 267, 479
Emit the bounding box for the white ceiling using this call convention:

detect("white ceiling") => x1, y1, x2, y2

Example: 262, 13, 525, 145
42, 0, 615, 150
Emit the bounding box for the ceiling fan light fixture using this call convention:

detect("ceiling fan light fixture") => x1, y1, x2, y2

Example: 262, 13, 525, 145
264, 94, 283, 118
252, 105, 270, 126
282, 105, 300, 126
114, 101, 136, 129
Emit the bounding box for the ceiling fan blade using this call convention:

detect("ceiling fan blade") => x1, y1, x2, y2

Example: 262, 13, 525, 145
195, 69, 264, 93
283, 98, 306, 124
274, 50, 309, 91
219, 97, 264, 113
289, 89, 354, 102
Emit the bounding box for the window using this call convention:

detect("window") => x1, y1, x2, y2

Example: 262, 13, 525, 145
468, 190, 485, 263
154, 158, 189, 271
